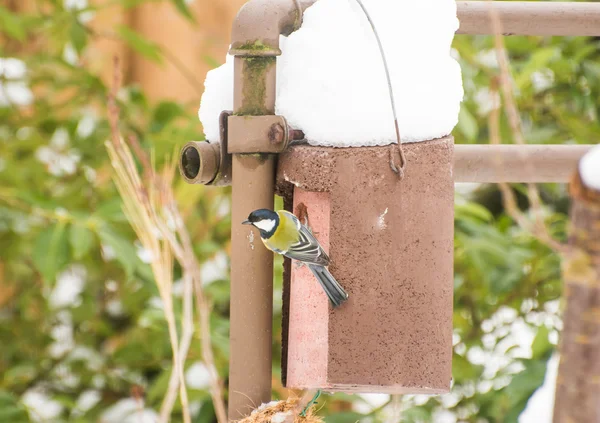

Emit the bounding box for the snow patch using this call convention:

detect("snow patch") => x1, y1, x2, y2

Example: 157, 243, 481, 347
199, 0, 463, 147
579, 144, 600, 191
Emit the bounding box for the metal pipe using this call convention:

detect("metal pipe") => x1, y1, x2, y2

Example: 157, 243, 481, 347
454, 144, 593, 183
179, 141, 220, 185
456, 1, 600, 37
227, 1, 317, 421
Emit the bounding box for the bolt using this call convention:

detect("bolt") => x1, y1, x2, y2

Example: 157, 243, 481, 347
269, 123, 285, 144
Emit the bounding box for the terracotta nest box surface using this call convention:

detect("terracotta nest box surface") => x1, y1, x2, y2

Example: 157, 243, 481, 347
276, 137, 454, 394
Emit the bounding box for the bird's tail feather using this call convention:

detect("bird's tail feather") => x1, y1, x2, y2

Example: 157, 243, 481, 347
308, 265, 349, 307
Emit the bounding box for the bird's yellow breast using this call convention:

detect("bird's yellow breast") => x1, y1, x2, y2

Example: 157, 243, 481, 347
262, 211, 300, 253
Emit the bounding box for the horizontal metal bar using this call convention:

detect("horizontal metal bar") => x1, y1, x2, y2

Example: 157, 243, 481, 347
454, 144, 593, 183
456, 2, 600, 37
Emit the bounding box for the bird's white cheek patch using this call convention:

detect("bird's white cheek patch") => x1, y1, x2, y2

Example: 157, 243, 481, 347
254, 219, 276, 232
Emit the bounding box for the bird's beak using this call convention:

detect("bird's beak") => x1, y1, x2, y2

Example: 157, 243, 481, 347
242, 220, 251, 225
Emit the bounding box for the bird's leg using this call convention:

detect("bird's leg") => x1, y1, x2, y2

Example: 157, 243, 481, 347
294, 260, 305, 270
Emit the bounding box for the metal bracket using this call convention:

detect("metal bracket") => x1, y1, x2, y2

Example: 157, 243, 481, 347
215, 110, 233, 186
178, 111, 233, 186
179, 111, 305, 186
227, 115, 292, 154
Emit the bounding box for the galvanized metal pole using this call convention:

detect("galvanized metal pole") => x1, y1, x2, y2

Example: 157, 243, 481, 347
456, 1, 600, 37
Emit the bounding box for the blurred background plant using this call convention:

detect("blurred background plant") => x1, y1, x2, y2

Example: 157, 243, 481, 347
0, 0, 598, 422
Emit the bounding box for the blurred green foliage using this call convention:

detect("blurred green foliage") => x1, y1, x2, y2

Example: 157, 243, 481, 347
0, 0, 599, 422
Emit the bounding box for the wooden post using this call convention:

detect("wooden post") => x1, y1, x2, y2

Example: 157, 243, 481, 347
553, 155, 600, 423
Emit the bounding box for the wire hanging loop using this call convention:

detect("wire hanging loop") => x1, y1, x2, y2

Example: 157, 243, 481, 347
353, 0, 407, 179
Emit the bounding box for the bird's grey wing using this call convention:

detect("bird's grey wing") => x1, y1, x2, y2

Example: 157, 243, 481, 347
283, 215, 330, 266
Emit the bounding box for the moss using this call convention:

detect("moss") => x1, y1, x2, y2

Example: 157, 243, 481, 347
237, 56, 276, 116
236, 40, 274, 52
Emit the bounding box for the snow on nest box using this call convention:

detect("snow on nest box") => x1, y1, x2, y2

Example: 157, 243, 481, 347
199, 0, 463, 147
579, 144, 600, 191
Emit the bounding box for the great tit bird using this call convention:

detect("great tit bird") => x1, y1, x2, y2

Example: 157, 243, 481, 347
242, 209, 349, 307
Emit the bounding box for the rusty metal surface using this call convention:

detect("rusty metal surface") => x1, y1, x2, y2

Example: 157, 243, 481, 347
228, 115, 290, 153
228, 154, 276, 420
227, 0, 322, 419
454, 144, 593, 183
230, 0, 317, 52
216, 111, 233, 186
457, 1, 600, 36
177, 111, 233, 186
178, 141, 220, 184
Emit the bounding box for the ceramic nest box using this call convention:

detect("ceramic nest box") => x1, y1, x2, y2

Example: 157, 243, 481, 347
276, 138, 454, 393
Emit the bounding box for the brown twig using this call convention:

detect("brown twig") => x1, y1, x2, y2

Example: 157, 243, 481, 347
107, 56, 192, 423
486, 2, 567, 254
106, 56, 227, 423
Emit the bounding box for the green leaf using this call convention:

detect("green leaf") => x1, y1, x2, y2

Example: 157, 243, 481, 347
32, 223, 70, 282
69, 223, 95, 259
171, 0, 196, 22
70, 22, 88, 54
147, 367, 173, 404
455, 202, 493, 223
457, 104, 479, 141
0, 391, 29, 422
122, 0, 149, 7
325, 412, 365, 423
117, 26, 163, 63
402, 406, 432, 422
0, 7, 26, 41
531, 325, 552, 359
4, 364, 37, 386
452, 353, 482, 383
97, 224, 139, 278
93, 199, 127, 222
151, 101, 185, 132
194, 400, 216, 423
504, 359, 548, 421
516, 47, 558, 89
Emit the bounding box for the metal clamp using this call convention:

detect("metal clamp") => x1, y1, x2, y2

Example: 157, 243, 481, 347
178, 111, 233, 186
179, 111, 305, 186
228, 115, 293, 154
